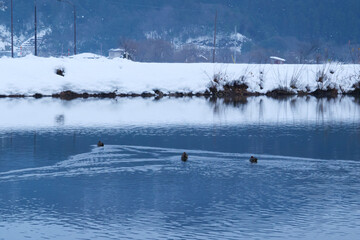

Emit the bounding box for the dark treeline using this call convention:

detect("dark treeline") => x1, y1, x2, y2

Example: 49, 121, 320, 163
0, 0, 360, 62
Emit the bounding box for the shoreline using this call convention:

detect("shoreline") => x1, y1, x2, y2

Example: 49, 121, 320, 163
0, 88, 359, 100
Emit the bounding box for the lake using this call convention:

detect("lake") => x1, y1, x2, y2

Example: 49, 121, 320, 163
0, 96, 360, 239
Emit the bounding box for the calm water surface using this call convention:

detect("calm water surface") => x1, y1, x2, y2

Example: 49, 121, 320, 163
0, 97, 360, 239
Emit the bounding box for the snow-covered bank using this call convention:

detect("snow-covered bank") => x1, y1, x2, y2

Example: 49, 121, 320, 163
0, 97, 359, 130
0, 53, 359, 96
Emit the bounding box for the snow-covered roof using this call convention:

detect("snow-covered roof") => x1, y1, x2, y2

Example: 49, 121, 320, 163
270, 56, 286, 62
70, 53, 103, 59
109, 48, 125, 52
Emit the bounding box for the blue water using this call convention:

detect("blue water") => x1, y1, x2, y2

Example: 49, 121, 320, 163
0, 99, 360, 239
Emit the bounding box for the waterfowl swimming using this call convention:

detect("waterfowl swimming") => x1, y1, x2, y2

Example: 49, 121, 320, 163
181, 152, 188, 162
249, 156, 258, 163
97, 141, 104, 147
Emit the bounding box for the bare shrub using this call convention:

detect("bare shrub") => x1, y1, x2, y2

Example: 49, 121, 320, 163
290, 65, 304, 89
213, 71, 228, 85
55, 67, 65, 77
205, 65, 253, 96
266, 87, 295, 98
353, 81, 360, 89
315, 64, 331, 90
204, 66, 230, 93
272, 66, 291, 91
258, 65, 265, 90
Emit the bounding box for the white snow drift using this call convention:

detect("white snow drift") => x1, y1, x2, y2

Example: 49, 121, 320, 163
0, 53, 359, 95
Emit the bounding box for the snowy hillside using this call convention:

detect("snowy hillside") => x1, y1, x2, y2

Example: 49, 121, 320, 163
0, 25, 11, 52
0, 0, 360, 62
146, 29, 251, 54
141, 30, 250, 62
0, 24, 51, 56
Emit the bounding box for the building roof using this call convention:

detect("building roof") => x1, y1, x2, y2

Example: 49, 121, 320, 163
270, 56, 286, 62
109, 48, 125, 52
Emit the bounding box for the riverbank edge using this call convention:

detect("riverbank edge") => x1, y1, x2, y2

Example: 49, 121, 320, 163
0, 87, 359, 100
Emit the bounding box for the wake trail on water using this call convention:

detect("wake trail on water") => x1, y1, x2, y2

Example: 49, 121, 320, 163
0, 145, 357, 182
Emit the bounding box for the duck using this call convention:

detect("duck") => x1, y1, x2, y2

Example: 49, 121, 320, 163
181, 152, 188, 162
97, 141, 104, 147
249, 156, 258, 163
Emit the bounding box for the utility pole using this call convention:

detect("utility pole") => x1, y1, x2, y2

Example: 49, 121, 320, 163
58, 0, 76, 55
73, 4, 76, 55
34, 0, 37, 56
234, 26, 237, 63
212, 10, 217, 63
11, 0, 13, 57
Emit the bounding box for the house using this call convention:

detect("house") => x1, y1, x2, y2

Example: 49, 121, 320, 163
108, 48, 132, 60
270, 56, 286, 64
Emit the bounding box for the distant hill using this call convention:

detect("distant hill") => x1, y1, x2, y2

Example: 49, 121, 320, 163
1, 0, 360, 62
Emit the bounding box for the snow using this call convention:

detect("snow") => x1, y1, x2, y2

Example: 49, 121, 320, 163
0, 24, 51, 56
230, 32, 249, 42
145, 31, 162, 40
0, 53, 359, 95
0, 41, 6, 51
270, 56, 286, 62
109, 48, 125, 52
0, 1, 5, 11
0, 25, 10, 51
0, 97, 358, 130
171, 32, 250, 53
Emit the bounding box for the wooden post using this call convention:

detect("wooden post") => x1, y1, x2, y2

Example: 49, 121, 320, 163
73, 5, 76, 55
11, 0, 13, 57
234, 25, 237, 63
34, 0, 37, 56
213, 10, 217, 63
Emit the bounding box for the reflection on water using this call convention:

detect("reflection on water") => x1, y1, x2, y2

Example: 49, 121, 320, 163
0, 96, 359, 129
0, 97, 360, 239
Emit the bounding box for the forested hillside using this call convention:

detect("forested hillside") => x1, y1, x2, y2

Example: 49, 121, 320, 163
0, 0, 359, 62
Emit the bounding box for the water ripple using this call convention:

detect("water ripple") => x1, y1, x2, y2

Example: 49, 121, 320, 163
1, 145, 360, 239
